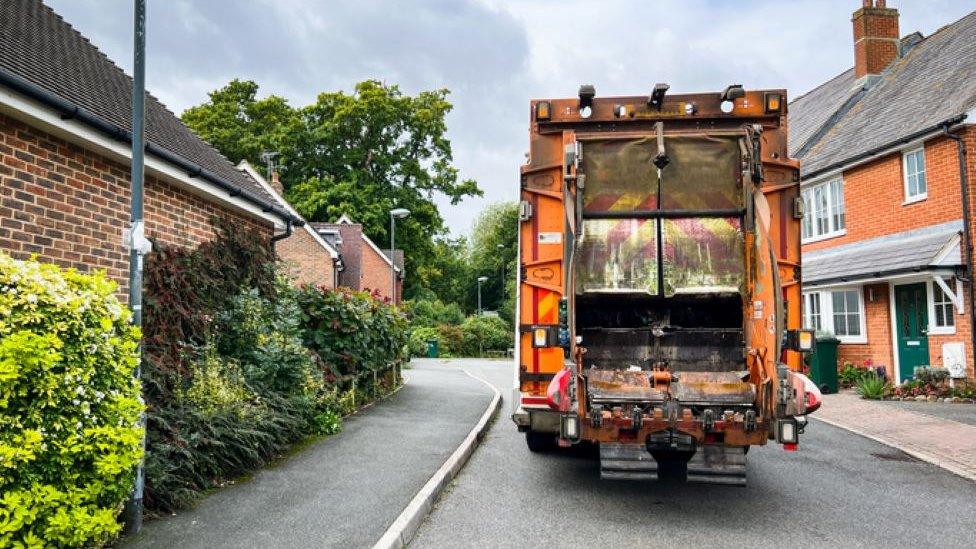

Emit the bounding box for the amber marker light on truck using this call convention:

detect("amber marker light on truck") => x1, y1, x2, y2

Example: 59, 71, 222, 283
533, 327, 549, 348
536, 101, 551, 121
765, 92, 782, 113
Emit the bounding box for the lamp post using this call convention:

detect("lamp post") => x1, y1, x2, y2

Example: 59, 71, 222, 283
477, 276, 489, 315
389, 208, 410, 304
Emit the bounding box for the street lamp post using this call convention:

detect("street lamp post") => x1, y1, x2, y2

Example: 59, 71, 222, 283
477, 276, 489, 315
389, 208, 410, 304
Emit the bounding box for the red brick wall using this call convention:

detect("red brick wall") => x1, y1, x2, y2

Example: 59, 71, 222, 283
805, 136, 963, 252
359, 241, 400, 303
276, 226, 335, 288
0, 113, 273, 298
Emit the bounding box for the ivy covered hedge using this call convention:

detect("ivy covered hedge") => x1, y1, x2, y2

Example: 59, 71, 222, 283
0, 253, 143, 548
142, 221, 407, 514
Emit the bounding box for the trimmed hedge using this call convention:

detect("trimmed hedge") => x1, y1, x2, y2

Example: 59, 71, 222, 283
0, 253, 143, 547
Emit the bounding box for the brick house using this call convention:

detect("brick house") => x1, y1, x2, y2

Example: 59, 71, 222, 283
311, 215, 403, 303
0, 0, 301, 297
238, 161, 338, 288
791, 1, 976, 382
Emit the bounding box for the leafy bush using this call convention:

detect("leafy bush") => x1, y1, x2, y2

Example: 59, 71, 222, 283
407, 298, 465, 328
409, 326, 442, 356
838, 361, 870, 388
459, 315, 512, 356
296, 286, 408, 377
856, 372, 889, 400
218, 285, 321, 397
0, 254, 143, 547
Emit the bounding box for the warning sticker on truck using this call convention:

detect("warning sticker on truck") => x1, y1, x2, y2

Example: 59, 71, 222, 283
538, 232, 562, 244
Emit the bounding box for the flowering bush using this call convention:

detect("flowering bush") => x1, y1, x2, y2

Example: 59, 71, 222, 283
0, 253, 143, 547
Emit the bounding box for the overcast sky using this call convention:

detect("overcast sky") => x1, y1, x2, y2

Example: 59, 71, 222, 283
45, 0, 975, 235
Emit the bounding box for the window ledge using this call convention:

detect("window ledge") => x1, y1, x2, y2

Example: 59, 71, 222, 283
928, 327, 956, 336
838, 337, 868, 345
903, 194, 927, 205
802, 230, 847, 245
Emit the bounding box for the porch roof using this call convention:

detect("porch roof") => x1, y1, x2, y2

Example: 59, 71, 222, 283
803, 220, 963, 287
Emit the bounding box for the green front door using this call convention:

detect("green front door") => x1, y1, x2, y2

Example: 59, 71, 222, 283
895, 283, 929, 382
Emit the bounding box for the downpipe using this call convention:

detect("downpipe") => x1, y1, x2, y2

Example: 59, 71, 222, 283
942, 124, 976, 375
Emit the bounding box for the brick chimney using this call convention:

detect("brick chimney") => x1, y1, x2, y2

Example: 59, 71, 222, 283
853, 0, 900, 79
269, 171, 284, 196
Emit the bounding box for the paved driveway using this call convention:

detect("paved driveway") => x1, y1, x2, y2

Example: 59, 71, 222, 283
123, 359, 493, 549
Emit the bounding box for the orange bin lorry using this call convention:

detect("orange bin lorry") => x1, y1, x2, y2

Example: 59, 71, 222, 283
511, 84, 821, 485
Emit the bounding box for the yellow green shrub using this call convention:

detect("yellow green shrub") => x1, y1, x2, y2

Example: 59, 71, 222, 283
0, 254, 143, 547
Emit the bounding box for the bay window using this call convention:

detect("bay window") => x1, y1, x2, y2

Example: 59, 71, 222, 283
801, 178, 845, 241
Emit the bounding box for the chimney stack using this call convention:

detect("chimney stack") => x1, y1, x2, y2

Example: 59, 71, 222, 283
853, 0, 900, 79
270, 171, 284, 196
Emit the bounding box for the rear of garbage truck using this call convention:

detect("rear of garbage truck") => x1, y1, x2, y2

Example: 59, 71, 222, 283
511, 84, 820, 485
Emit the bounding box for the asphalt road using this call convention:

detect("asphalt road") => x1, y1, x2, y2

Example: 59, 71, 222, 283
412, 360, 976, 549
122, 360, 492, 549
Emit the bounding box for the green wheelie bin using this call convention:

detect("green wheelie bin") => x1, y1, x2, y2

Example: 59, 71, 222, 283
808, 333, 839, 394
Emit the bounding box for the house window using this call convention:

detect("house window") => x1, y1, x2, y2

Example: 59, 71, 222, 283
803, 293, 822, 331
903, 148, 927, 202
803, 287, 866, 343
801, 178, 845, 241
928, 279, 958, 334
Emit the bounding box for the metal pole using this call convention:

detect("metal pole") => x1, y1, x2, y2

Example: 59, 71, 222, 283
478, 279, 483, 315
124, 0, 146, 535
390, 214, 396, 304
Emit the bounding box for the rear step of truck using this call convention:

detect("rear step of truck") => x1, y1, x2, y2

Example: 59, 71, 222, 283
686, 445, 747, 486
600, 443, 658, 481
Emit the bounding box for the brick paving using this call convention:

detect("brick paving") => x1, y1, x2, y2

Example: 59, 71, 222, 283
814, 392, 976, 482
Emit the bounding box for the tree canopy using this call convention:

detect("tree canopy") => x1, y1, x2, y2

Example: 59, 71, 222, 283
181, 79, 481, 298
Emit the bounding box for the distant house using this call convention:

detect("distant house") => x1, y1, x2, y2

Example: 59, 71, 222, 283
0, 0, 300, 297
790, 1, 976, 381
310, 215, 403, 303
238, 161, 339, 288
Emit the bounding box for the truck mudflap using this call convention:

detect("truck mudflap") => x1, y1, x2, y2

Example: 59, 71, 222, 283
686, 445, 747, 486
599, 443, 658, 481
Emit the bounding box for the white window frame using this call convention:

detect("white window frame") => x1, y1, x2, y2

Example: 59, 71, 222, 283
802, 286, 867, 344
801, 177, 846, 243
927, 278, 962, 335
902, 147, 927, 204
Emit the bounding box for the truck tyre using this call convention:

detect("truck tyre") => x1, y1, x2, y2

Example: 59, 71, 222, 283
526, 431, 557, 452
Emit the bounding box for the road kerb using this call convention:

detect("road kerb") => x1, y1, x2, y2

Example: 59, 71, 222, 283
372, 367, 502, 549
812, 416, 976, 483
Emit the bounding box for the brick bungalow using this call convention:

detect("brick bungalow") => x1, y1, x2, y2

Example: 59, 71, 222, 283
0, 0, 301, 297
311, 215, 403, 303
238, 160, 339, 288
791, 1, 976, 382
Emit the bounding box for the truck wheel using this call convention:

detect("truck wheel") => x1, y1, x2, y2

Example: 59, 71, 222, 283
526, 431, 557, 452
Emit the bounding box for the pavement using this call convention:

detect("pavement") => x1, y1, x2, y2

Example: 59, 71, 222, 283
121, 359, 493, 549
411, 361, 976, 549
814, 392, 976, 482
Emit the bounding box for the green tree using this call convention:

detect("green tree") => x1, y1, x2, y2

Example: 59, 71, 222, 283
182, 80, 481, 299
467, 202, 518, 320
181, 79, 298, 175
